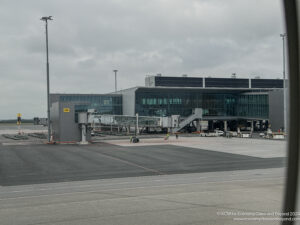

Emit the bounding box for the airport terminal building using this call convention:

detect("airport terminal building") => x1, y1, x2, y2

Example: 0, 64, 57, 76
117, 76, 284, 131
50, 75, 284, 133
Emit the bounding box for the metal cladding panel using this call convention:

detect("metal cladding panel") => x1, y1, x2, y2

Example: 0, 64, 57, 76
78, 112, 88, 124
154, 76, 203, 87
205, 78, 249, 88
50, 102, 88, 142
251, 79, 283, 88
59, 102, 81, 142
268, 89, 284, 131
50, 102, 60, 141
50, 94, 60, 105
118, 88, 136, 116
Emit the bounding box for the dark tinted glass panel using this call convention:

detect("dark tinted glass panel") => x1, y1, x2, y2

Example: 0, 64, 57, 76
135, 89, 268, 119
58, 95, 122, 115
251, 79, 283, 88
205, 78, 249, 88
155, 77, 203, 87
237, 94, 269, 118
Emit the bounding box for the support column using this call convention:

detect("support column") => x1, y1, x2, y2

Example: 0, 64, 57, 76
79, 124, 88, 145
196, 120, 201, 132
127, 126, 130, 134
251, 120, 254, 132
136, 113, 139, 135
224, 120, 227, 132
110, 116, 113, 132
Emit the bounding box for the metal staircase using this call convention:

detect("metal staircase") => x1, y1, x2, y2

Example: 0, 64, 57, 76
172, 108, 203, 133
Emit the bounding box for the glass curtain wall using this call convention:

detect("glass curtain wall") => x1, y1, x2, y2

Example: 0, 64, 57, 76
237, 94, 268, 118
135, 89, 268, 119
59, 95, 122, 115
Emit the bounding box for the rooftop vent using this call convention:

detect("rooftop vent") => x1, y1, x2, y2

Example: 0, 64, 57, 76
156, 73, 162, 77
182, 74, 188, 77
231, 73, 236, 78
254, 76, 260, 79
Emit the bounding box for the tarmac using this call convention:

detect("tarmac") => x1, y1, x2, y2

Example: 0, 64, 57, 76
0, 141, 285, 186
102, 136, 287, 158
0, 168, 285, 225
0, 131, 287, 225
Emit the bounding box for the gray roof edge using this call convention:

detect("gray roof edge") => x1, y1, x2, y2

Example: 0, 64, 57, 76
50, 93, 122, 96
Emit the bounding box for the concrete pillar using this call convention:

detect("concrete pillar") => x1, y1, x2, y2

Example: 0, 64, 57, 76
136, 113, 139, 135
127, 126, 130, 134
79, 124, 88, 145
196, 120, 201, 132
110, 116, 113, 132
250, 121, 254, 132
224, 121, 227, 132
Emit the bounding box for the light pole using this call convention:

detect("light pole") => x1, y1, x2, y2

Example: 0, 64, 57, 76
280, 33, 287, 133
113, 70, 118, 92
41, 16, 53, 142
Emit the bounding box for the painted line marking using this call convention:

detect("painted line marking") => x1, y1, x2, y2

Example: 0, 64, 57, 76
88, 151, 165, 175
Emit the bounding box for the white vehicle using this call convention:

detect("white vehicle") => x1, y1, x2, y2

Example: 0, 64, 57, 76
200, 130, 224, 137
215, 130, 224, 136
240, 133, 251, 138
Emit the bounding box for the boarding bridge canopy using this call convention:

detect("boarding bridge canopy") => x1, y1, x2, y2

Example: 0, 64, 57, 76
91, 114, 162, 128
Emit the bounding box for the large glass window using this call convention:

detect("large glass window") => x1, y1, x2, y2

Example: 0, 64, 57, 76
135, 89, 268, 119
237, 94, 268, 118
59, 95, 122, 115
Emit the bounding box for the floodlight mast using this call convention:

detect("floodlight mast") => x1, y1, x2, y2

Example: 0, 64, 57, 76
280, 33, 287, 133
113, 70, 118, 92
41, 16, 53, 143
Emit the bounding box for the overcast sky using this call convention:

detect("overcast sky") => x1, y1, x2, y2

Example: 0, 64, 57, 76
0, 0, 284, 119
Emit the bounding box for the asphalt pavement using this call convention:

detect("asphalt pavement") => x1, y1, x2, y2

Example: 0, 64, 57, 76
0, 168, 285, 225
0, 142, 285, 186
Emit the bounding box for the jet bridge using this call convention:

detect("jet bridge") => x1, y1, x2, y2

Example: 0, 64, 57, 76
50, 101, 203, 143
90, 109, 203, 135
50, 102, 171, 142
90, 114, 163, 134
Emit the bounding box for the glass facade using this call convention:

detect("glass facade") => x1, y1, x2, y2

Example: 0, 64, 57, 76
59, 95, 122, 115
237, 94, 268, 118
135, 89, 268, 119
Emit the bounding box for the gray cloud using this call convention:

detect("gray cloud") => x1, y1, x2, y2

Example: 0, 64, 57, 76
0, 0, 284, 119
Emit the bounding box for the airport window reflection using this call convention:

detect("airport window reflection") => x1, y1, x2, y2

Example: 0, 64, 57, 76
50, 94, 123, 115
135, 89, 269, 119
